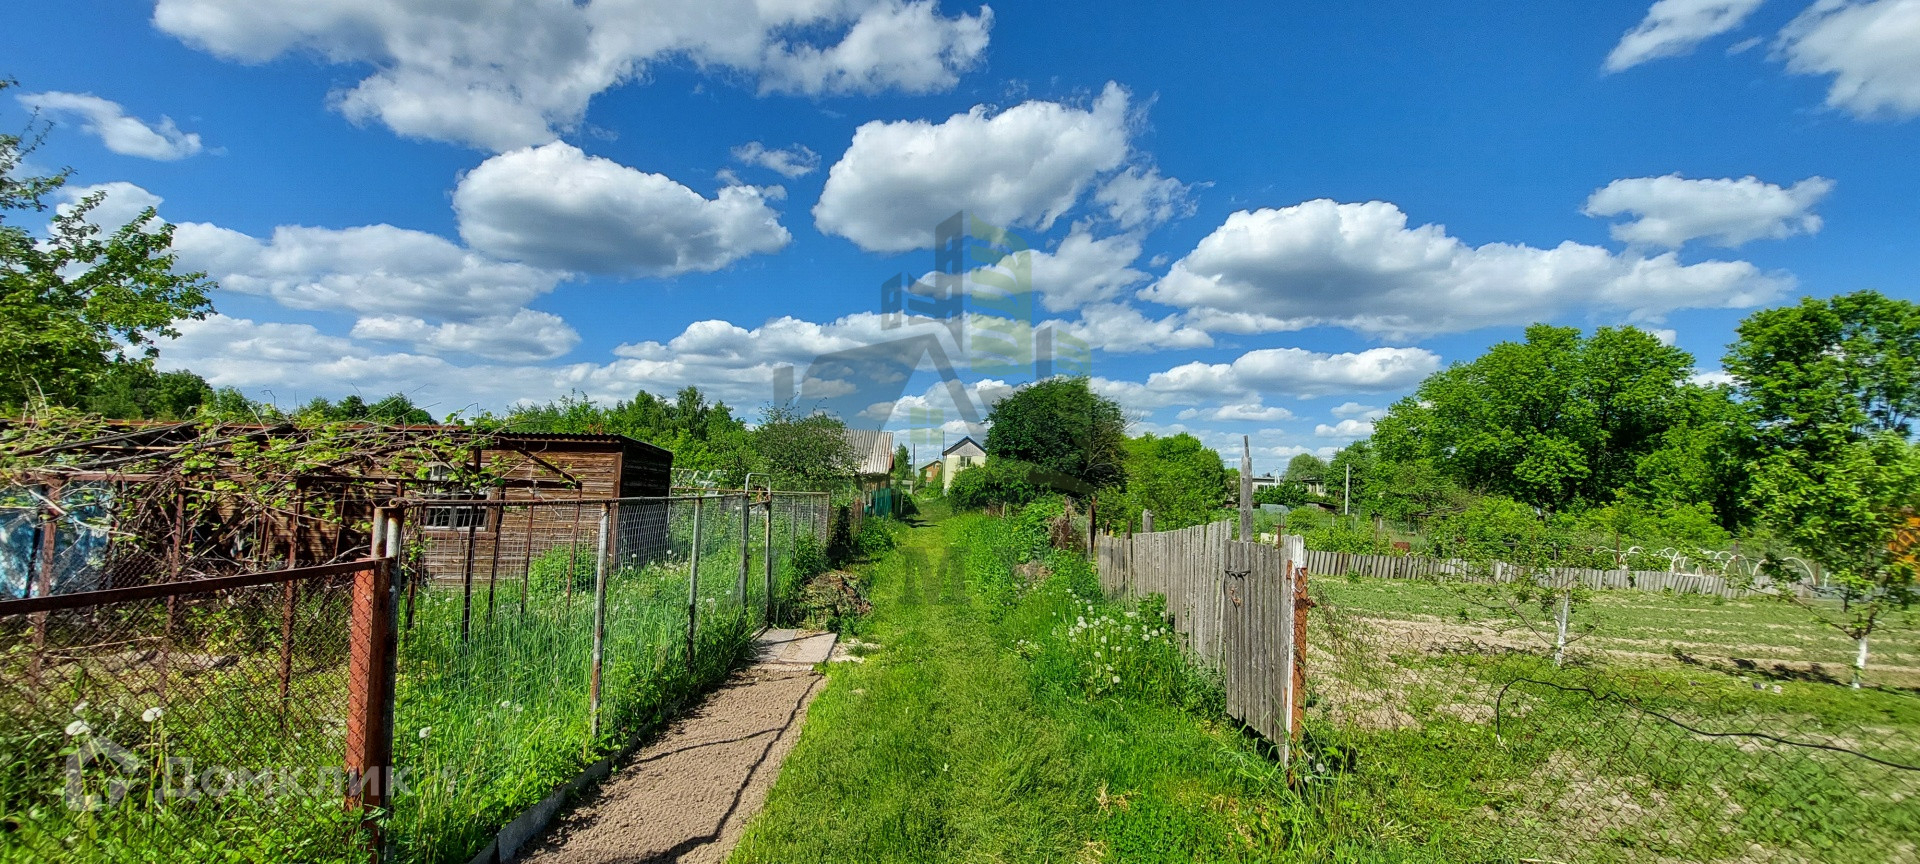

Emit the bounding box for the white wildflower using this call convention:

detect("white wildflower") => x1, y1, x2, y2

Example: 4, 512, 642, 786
141, 707, 163, 723
1111, 675, 1120, 684
71, 701, 88, 715
65, 720, 89, 737
418, 727, 432, 739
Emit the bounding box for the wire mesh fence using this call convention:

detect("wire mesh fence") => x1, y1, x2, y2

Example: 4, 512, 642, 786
0, 560, 383, 863
1298, 568, 1920, 863
387, 491, 827, 863
0, 491, 831, 864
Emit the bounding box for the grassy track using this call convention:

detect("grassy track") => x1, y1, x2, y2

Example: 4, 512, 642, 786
732, 503, 1920, 863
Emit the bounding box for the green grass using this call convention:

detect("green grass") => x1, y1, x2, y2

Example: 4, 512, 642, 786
731, 502, 1920, 863
0, 540, 772, 864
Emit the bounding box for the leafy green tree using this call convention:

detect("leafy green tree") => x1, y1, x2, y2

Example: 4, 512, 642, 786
293, 392, 435, 425
1373, 324, 1698, 515
85, 361, 211, 420
1, 82, 214, 412
753, 404, 857, 492
1727, 291, 1920, 686
1253, 480, 1308, 507
1283, 452, 1327, 482
983, 377, 1128, 493
1105, 432, 1228, 531
502, 386, 757, 482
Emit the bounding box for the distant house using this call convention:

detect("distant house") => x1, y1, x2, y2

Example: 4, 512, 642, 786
919, 459, 943, 486
941, 436, 986, 492
1249, 473, 1279, 493
842, 429, 896, 490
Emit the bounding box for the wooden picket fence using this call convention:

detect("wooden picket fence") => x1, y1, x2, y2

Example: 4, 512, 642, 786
1292, 548, 1771, 599
1093, 521, 1306, 764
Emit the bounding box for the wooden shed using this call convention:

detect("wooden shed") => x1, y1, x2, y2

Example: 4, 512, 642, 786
413, 432, 674, 582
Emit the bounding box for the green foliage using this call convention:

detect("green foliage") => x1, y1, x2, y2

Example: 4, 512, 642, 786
526, 544, 598, 595
499, 386, 756, 483
1, 85, 215, 412
1374, 324, 1709, 517
293, 392, 436, 425
788, 533, 828, 582
983, 377, 1128, 493
826, 505, 855, 566
1284, 452, 1328, 482
753, 403, 858, 492
83, 361, 211, 420
947, 457, 1045, 511
1727, 291, 1920, 652
1104, 433, 1228, 531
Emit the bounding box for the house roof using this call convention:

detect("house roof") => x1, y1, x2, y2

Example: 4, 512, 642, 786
843, 429, 895, 476
942, 436, 984, 457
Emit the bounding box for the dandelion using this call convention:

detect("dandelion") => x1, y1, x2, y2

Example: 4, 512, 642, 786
501, 700, 511, 709
418, 727, 432, 739
71, 700, 89, 715
65, 720, 89, 737
141, 707, 163, 723
1111, 675, 1120, 684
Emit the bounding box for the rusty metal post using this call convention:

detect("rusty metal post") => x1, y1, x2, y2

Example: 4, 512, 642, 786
687, 496, 703, 672
28, 481, 61, 686
566, 501, 582, 609
459, 509, 478, 642
588, 503, 611, 743
345, 550, 396, 856
520, 503, 535, 618
484, 502, 501, 630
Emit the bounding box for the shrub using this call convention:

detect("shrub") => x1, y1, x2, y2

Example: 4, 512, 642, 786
527, 544, 598, 595
948, 458, 1045, 511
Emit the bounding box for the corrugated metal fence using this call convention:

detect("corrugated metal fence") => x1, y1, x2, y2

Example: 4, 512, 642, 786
1093, 521, 1306, 764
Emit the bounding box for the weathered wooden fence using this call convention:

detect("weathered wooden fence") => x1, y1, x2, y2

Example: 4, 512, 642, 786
1093, 521, 1306, 764
1293, 548, 1772, 598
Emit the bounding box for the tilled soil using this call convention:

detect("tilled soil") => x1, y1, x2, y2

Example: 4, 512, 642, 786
517, 640, 829, 864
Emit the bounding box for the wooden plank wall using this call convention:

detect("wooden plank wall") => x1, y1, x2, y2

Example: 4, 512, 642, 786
1095, 522, 1300, 760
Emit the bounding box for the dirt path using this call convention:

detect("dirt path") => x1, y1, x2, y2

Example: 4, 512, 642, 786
516, 630, 836, 864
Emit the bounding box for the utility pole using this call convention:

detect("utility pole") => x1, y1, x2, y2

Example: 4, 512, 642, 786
1343, 463, 1351, 516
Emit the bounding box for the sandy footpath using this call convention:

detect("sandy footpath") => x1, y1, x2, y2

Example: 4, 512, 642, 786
516, 630, 835, 864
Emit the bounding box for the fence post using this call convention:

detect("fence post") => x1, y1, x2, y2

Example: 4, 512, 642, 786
763, 495, 775, 625
1142, 509, 1153, 533
1239, 437, 1252, 542
688, 496, 704, 672
738, 494, 750, 604
345, 552, 397, 858
589, 503, 611, 743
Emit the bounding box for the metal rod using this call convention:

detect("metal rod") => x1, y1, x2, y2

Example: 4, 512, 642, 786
738, 495, 750, 604
588, 503, 611, 743
687, 496, 703, 672
0, 559, 383, 616
460, 514, 477, 642
764, 496, 775, 625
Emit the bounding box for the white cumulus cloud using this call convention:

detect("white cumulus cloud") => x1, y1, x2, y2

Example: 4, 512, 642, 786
1777, 0, 1920, 120
173, 221, 564, 320
730, 141, 821, 178
351, 309, 580, 362
454, 141, 789, 276
1143, 199, 1789, 338
813, 83, 1137, 252
1314, 418, 1375, 439
152, 0, 992, 152
1583, 174, 1833, 248
16, 91, 204, 160
55, 182, 167, 231
1605, 0, 1766, 72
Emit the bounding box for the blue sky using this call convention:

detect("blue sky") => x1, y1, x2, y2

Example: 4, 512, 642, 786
7, 0, 1918, 473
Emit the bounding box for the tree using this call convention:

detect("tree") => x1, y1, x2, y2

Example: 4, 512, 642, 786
1727, 291, 1920, 686
753, 403, 857, 492
947, 458, 1044, 511
1283, 452, 1327, 482
1106, 433, 1228, 530
1373, 324, 1699, 515
892, 443, 912, 486
1254, 481, 1308, 508
85, 362, 211, 420
293, 392, 435, 425
501, 386, 757, 482
2, 82, 214, 412
983, 377, 1128, 493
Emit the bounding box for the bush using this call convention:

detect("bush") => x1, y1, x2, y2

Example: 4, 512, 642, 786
826, 505, 855, 566
527, 544, 598, 595
855, 516, 900, 558
948, 459, 1046, 511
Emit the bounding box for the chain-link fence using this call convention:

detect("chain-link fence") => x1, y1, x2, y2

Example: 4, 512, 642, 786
0, 559, 387, 863
0, 491, 830, 864
1299, 569, 1920, 862
386, 491, 826, 863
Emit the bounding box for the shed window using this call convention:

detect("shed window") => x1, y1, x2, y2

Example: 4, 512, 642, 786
422, 467, 491, 530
